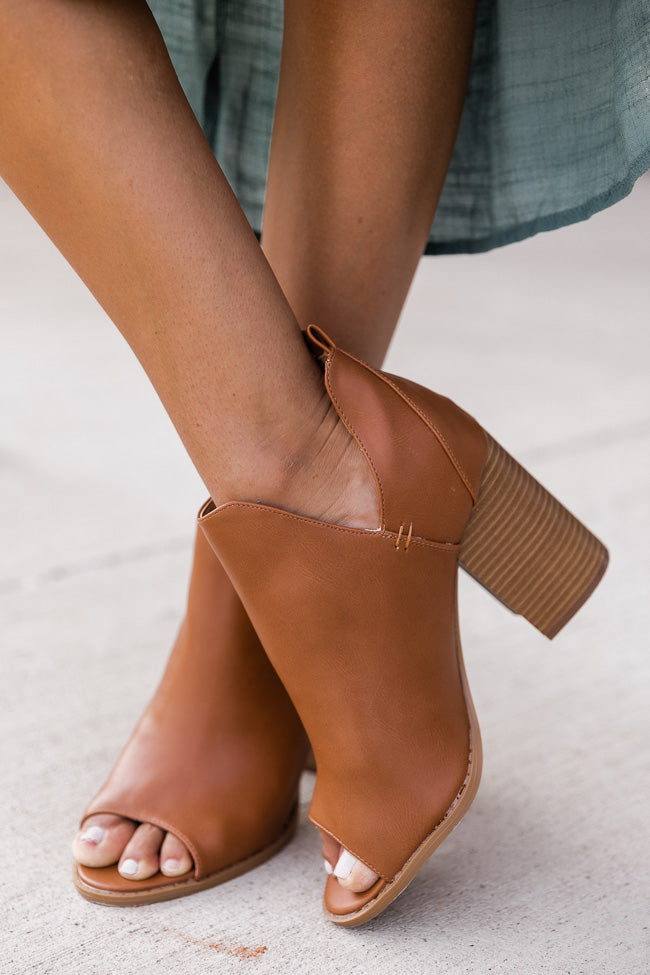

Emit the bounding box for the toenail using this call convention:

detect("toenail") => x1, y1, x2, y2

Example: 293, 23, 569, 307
162, 858, 180, 872
80, 826, 105, 845
323, 858, 333, 876
333, 849, 356, 880
119, 859, 138, 877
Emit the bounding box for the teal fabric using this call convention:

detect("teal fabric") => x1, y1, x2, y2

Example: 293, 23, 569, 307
149, 0, 282, 235
149, 0, 650, 255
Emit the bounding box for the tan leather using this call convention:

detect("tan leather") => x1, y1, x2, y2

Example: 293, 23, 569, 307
199, 326, 487, 919
76, 526, 308, 901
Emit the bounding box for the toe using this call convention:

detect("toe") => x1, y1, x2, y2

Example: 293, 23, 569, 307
75, 813, 195, 882
320, 831, 379, 893
159, 831, 193, 877
73, 813, 137, 868
333, 848, 380, 892
117, 822, 166, 881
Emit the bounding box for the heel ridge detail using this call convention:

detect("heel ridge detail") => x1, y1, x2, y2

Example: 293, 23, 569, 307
460, 435, 608, 638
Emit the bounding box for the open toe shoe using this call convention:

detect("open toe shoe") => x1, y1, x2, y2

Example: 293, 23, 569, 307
198, 325, 608, 926
74, 526, 308, 905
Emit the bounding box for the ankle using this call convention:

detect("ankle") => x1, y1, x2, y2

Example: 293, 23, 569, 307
220, 394, 380, 530
284, 399, 380, 530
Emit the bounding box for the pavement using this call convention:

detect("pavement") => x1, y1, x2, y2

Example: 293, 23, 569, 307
1, 173, 648, 975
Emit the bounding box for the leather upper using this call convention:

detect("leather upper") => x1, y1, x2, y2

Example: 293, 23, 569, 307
79, 526, 307, 888
199, 327, 488, 890
310, 324, 485, 541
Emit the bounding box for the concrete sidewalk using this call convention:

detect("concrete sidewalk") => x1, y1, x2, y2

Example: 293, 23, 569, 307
1, 174, 648, 975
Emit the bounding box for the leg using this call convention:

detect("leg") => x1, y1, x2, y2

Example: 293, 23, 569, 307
0, 0, 376, 525
3, 3, 606, 922
262, 0, 478, 889
264, 0, 477, 368
2, 0, 475, 889
60, 0, 477, 885
74, 526, 308, 902
0, 0, 373, 884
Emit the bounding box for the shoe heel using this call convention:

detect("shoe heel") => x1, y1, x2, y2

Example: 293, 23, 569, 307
459, 434, 608, 639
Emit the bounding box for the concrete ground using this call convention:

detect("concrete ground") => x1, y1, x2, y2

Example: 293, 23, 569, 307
0, 173, 648, 975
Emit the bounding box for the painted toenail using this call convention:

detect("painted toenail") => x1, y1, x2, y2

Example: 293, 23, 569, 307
162, 858, 180, 872
80, 826, 105, 845
323, 858, 333, 876
333, 849, 356, 880
119, 859, 138, 877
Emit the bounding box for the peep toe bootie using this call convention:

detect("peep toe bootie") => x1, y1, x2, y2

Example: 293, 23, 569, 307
198, 326, 608, 927
74, 527, 308, 905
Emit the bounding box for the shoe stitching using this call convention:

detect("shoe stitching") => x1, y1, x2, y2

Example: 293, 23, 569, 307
394, 522, 413, 552
204, 503, 460, 553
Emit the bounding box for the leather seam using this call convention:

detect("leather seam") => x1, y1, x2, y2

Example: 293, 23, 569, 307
341, 349, 480, 504
203, 503, 459, 552
382, 374, 478, 503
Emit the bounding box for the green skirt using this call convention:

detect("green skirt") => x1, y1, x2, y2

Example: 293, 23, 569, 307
149, 0, 650, 254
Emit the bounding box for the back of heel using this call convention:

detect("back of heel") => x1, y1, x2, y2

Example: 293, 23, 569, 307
460, 435, 608, 638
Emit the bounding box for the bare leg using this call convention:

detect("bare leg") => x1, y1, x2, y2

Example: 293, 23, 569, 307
0, 0, 475, 886
0, 0, 376, 525
262, 0, 477, 890
264, 0, 477, 368
0, 0, 375, 881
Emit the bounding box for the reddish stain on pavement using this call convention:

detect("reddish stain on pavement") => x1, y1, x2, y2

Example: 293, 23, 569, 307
160, 926, 267, 960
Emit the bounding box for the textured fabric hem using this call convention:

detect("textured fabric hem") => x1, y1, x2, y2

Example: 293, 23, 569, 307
425, 147, 650, 256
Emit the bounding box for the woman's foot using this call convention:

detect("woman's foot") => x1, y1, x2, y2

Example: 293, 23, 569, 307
321, 834, 380, 892
73, 527, 308, 904
199, 327, 487, 924
228, 372, 384, 896
74, 795, 379, 893
73, 372, 383, 898
73, 814, 192, 880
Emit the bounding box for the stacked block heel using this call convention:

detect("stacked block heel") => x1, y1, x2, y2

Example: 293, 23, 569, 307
459, 435, 608, 639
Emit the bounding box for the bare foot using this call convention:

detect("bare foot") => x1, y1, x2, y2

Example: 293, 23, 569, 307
320, 830, 380, 892
73, 814, 193, 880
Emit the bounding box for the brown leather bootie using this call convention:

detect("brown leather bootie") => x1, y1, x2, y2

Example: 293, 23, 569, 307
199, 325, 608, 926
74, 526, 309, 905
